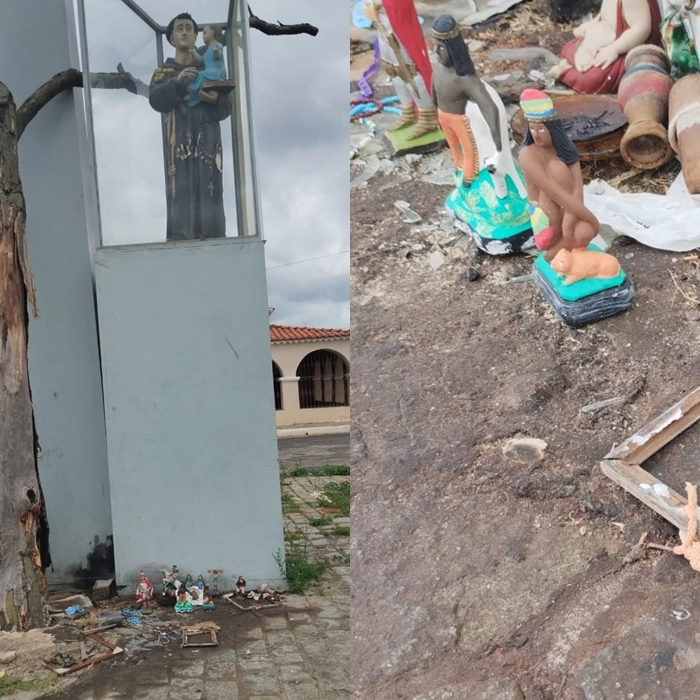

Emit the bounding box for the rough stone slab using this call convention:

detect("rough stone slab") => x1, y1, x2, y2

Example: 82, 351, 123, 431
278, 665, 314, 683
204, 680, 239, 700
262, 616, 289, 630
171, 659, 205, 677
169, 677, 204, 700
243, 672, 282, 695
282, 682, 323, 700
287, 613, 312, 623
133, 686, 169, 700
206, 660, 237, 681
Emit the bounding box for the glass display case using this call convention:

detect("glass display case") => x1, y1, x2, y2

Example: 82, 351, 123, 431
76, 0, 261, 245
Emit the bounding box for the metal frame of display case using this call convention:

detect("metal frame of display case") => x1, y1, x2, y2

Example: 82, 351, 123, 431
76, 0, 263, 243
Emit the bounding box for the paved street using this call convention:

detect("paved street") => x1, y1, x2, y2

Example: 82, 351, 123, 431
277, 434, 350, 471
35, 476, 349, 700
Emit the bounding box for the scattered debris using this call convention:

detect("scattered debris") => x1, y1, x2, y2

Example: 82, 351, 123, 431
394, 200, 422, 224
503, 437, 548, 463
580, 396, 626, 414
601, 386, 700, 533
428, 250, 445, 270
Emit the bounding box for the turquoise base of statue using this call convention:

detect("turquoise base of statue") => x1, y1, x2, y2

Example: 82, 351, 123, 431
535, 244, 626, 301
175, 601, 194, 613
532, 244, 635, 327
446, 168, 533, 255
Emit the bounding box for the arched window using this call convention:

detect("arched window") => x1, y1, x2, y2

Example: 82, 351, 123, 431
272, 362, 283, 411
296, 350, 349, 409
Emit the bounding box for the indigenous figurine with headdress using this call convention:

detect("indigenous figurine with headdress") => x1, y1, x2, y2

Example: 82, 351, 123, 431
364, 0, 440, 146
549, 0, 662, 94
431, 14, 532, 254
518, 89, 634, 326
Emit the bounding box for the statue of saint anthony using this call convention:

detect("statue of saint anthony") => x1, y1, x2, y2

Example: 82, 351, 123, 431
149, 13, 232, 241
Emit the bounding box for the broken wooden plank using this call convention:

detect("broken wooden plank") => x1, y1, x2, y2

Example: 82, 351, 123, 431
606, 387, 700, 464
83, 623, 118, 635
600, 459, 700, 533
181, 629, 218, 647
87, 633, 118, 651
52, 647, 124, 676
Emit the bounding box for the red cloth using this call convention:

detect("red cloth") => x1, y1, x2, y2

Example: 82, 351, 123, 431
383, 0, 432, 90
559, 0, 663, 95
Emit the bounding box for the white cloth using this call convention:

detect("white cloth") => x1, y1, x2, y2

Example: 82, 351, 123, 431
583, 170, 700, 251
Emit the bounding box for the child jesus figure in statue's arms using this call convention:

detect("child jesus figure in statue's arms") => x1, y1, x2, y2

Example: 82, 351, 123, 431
186, 24, 227, 107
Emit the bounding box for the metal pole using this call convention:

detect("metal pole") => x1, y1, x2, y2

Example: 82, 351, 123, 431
155, 28, 171, 229
229, 0, 245, 238
119, 0, 164, 33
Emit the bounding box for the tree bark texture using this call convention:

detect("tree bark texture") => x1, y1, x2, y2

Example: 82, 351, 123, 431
0, 81, 48, 631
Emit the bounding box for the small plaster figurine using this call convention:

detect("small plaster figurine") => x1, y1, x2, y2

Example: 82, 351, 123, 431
236, 575, 246, 596
550, 0, 662, 94
135, 571, 154, 614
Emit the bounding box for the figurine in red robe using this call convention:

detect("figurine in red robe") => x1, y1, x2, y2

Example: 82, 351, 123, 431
550, 0, 662, 94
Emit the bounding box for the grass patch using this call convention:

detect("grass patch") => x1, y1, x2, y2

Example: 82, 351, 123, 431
331, 525, 350, 536
284, 531, 304, 542
308, 515, 333, 527
287, 464, 350, 477
275, 534, 326, 594
0, 675, 59, 697
317, 481, 350, 517
281, 492, 300, 513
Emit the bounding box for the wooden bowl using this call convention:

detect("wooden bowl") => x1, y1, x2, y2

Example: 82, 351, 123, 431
510, 93, 628, 162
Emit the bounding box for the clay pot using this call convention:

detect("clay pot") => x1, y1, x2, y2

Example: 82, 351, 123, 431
618, 44, 673, 170
668, 73, 700, 194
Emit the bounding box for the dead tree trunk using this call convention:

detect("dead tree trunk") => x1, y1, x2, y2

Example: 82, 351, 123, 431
0, 81, 47, 631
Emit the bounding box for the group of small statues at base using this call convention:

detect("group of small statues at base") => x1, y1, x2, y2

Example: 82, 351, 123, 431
363, 0, 700, 325
134, 567, 283, 614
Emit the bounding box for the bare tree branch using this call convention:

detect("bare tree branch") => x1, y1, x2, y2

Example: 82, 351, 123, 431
16, 69, 148, 140
248, 5, 319, 36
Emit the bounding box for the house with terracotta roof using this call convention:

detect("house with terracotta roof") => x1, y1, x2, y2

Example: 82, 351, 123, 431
269, 313, 350, 427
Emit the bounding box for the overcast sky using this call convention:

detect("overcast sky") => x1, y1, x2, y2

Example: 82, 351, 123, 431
81, 0, 348, 330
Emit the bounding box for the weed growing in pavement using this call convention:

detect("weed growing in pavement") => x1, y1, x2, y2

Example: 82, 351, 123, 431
275, 534, 326, 594
281, 492, 301, 513
331, 525, 350, 537
316, 481, 350, 516
308, 516, 333, 527
287, 464, 350, 477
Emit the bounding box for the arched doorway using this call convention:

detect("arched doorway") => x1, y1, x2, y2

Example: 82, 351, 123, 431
296, 350, 349, 409
272, 362, 283, 410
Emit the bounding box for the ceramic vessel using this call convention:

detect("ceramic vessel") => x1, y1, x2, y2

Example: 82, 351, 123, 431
618, 44, 673, 170
668, 73, 700, 194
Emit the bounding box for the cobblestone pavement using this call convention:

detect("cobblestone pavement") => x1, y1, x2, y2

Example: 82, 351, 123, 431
37, 476, 349, 700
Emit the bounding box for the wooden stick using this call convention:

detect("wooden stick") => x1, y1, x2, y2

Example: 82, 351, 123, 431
53, 647, 124, 676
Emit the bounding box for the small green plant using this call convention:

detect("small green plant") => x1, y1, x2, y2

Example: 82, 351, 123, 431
286, 464, 350, 477
316, 481, 350, 516
275, 535, 326, 594
331, 525, 350, 536
308, 515, 333, 527
284, 531, 304, 542
281, 492, 300, 513
0, 675, 59, 698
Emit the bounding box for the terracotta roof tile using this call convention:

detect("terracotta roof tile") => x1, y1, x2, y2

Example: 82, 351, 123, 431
270, 324, 350, 342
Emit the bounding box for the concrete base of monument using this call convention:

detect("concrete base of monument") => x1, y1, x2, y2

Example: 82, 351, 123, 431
384, 125, 446, 158
533, 253, 635, 327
